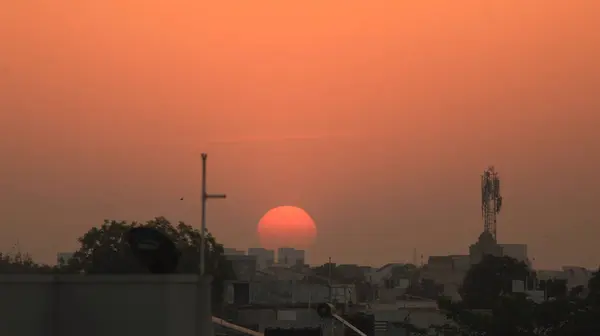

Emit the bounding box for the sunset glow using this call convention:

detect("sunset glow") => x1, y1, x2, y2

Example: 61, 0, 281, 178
0, 1, 599, 268
258, 206, 317, 249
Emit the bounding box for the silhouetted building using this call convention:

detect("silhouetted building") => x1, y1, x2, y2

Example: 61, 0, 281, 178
225, 255, 257, 281
224, 248, 246, 256
277, 248, 305, 267
499, 244, 529, 264
248, 247, 275, 270
469, 231, 502, 264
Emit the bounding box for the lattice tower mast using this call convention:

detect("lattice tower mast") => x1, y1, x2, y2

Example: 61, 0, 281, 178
481, 166, 503, 240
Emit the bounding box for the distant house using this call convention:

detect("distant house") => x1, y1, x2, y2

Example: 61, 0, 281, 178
418, 256, 469, 301
335, 264, 368, 281
364, 263, 420, 303
368, 263, 406, 286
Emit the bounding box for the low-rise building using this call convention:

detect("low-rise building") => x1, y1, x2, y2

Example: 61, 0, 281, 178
499, 244, 529, 265
225, 254, 258, 281
278, 248, 306, 267
420, 256, 467, 300
224, 248, 246, 256
248, 248, 275, 270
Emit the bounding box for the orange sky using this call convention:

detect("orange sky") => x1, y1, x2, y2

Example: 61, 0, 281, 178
1, 1, 599, 269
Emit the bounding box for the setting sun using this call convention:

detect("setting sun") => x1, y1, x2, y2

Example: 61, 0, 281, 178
257, 206, 317, 249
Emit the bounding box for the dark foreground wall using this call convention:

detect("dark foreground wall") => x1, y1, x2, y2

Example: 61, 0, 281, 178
0, 274, 213, 336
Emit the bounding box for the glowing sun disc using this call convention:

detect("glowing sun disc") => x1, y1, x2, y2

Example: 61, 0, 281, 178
257, 206, 317, 249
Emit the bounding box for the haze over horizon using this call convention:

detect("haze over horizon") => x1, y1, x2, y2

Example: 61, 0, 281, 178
1, 1, 599, 269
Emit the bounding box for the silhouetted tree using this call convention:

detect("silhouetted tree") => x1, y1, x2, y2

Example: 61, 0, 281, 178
63, 217, 235, 311
0, 252, 53, 273
568, 285, 585, 298
588, 268, 600, 298
554, 268, 600, 335
460, 255, 531, 309
539, 279, 568, 299
404, 261, 600, 335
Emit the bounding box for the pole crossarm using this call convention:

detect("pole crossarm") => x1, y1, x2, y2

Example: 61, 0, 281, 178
199, 153, 227, 276
205, 193, 226, 199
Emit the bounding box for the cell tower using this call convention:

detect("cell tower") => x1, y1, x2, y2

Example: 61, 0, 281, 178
481, 166, 503, 240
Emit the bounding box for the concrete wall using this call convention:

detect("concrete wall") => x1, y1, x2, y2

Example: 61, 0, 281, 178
0, 274, 211, 336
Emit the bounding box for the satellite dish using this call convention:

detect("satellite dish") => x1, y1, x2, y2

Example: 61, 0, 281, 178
316, 303, 336, 318
127, 227, 181, 274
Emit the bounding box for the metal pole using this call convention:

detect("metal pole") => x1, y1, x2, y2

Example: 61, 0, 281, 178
199, 153, 227, 276
328, 257, 332, 302
332, 314, 368, 336
200, 153, 208, 275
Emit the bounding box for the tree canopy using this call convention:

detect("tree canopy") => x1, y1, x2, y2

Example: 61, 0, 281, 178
407, 255, 600, 336
460, 254, 531, 309
0, 252, 53, 274
1, 217, 234, 311
65, 217, 234, 310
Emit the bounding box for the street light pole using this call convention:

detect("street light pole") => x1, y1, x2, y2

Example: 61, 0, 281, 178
199, 153, 226, 276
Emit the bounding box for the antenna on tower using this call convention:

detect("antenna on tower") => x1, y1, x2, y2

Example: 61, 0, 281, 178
481, 166, 503, 241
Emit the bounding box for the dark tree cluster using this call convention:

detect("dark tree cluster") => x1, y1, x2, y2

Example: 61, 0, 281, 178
405, 254, 600, 336
1, 217, 234, 312
0, 252, 53, 274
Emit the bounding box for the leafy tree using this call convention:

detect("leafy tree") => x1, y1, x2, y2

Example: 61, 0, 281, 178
63, 217, 235, 311
460, 255, 531, 309
588, 268, 600, 298
0, 252, 53, 274
553, 268, 600, 336
568, 285, 585, 298
539, 279, 568, 299
404, 260, 600, 336
430, 256, 553, 335
427, 295, 539, 336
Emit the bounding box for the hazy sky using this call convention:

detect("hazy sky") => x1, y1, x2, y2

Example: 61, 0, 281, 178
1, 1, 599, 269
